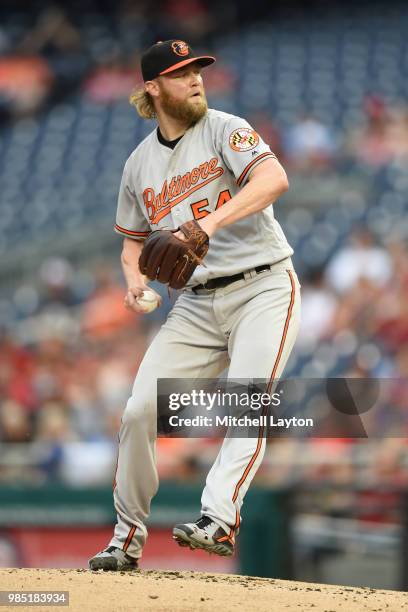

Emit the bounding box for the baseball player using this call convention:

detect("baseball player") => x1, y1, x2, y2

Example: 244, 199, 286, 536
89, 39, 301, 571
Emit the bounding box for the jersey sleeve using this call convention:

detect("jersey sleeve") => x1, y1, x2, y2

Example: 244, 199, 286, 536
114, 161, 151, 240
220, 115, 277, 187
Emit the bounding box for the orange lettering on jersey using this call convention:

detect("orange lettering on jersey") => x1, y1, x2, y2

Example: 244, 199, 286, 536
216, 189, 232, 209
190, 167, 200, 184
208, 158, 218, 173
180, 173, 191, 192
171, 177, 181, 197
168, 177, 177, 199
143, 188, 156, 220
160, 180, 168, 207
142, 157, 224, 224
191, 198, 210, 220
199, 162, 209, 179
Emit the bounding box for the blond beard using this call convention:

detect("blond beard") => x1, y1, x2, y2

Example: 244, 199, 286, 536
158, 87, 208, 125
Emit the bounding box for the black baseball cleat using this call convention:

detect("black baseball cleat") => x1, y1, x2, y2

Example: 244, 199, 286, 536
88, 546, 138, 571
173, 516, 235, 556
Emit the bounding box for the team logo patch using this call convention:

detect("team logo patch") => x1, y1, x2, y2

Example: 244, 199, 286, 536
229, 128, 259, 152
172, 41, 189, 56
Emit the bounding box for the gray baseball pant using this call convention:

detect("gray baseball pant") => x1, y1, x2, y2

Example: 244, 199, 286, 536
109, 257, 301, 558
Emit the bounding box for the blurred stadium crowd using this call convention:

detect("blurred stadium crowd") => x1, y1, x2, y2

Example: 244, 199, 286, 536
0, 0, 407, 509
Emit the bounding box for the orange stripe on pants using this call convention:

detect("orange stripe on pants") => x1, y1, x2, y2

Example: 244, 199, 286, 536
123, 525, 136, 552
232, 269, 296, 506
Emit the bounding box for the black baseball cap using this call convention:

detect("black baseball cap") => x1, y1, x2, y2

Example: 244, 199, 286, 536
141, 39, 215, 82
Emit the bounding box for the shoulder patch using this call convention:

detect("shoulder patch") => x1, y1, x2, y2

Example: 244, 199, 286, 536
229, 128, 259, 152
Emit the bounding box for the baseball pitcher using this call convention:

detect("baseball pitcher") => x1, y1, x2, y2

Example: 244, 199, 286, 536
89, 39, 301, 571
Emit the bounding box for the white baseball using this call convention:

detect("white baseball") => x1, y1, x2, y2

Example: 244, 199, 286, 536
136, 290, 159, 313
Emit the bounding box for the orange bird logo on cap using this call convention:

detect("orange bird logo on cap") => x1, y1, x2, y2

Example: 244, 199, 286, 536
172, 41, 189, 56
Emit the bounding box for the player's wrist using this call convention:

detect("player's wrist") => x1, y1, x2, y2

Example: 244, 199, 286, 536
126, 274, 148, 291
198, 215, 218, 238
127, 283, 148, 295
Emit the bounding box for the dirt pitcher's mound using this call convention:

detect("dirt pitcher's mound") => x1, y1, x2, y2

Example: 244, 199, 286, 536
0, 569, 407, 612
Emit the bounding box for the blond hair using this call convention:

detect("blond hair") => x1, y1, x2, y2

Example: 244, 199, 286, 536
129, 87, 156, 119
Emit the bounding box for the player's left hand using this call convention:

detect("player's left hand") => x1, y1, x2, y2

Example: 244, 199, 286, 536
139, 220, 209, 289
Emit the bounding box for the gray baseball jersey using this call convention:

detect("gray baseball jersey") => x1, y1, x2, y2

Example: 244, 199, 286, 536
114, 109, 293, 285
101, 109, 301, 562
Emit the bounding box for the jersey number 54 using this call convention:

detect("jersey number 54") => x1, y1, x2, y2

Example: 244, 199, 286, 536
190, 190, 232, 220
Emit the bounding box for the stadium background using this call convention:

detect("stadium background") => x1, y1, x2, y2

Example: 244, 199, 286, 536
0, 0, 407, 591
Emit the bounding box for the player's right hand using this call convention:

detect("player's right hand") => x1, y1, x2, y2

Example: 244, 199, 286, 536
124, 285, 162, 313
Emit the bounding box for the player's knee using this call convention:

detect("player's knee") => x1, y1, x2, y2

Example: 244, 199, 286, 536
122, 399, 144, 426
122, 392, 155, 428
